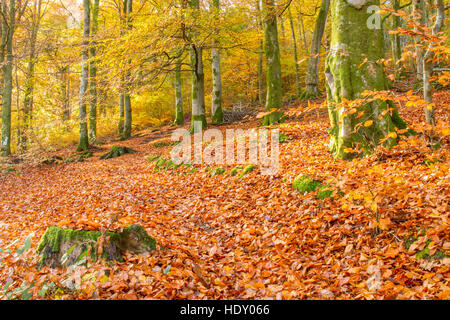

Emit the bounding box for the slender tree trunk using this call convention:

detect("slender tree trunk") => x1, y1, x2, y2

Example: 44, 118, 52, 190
256, 0, 264, 106
122, 0, 132, 139
77, 0, 90, 152
288, 7, 301, 98
423, 0, 444, 126
189, 0, 206, 132
89, 0, 99, 144
211, 0, 223, 124
413, 0, 427, 82
174, 55, 184, 125
19, 0, 41, 151
60, 66, 71, 123
304, 0, 330, 98
1, 0, 15, 156
391, 0, 402, 66
326, 0, 409, 160
118, 93, 124, 134
262, 0, 283, 125
297, 10, 308, 53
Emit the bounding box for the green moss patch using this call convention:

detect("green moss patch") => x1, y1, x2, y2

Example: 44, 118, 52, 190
239, 165, 256, 179
404, 232, 448, 261
292, 175, 339, 199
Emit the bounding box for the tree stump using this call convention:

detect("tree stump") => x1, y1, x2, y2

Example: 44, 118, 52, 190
36, 225, 156, 268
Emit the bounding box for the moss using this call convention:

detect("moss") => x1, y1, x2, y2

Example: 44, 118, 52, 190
404, 233, 448, 261
190, 114, 207, 133
37, 225, 156, 268
293, 176, 323, 194
152, 141, 179, 148
211, 105, 224, 124
230, 167, 241, 177
100, 146, 136, 160
293, 175, 340, 199
238, 165, 256, 179
211, 167, 226, 176
424, 158, 443, 167
147, 155, 161, 162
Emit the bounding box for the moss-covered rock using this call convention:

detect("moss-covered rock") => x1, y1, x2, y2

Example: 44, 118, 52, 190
36, 225, 156, 269
100, 146, 136, 160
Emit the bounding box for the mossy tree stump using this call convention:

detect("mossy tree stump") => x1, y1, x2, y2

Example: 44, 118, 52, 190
36, 225, 156, 269
100, 146, 136, 160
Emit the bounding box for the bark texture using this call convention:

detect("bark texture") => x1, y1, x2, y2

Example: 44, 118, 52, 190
326, 0, 409, 159
262, 0, 283, 125
304, 0, 330, 97
211, 0, 223, 124
77, 0, 90, 152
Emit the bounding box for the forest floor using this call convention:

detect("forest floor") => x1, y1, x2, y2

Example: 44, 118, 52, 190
0, 89, 449, 300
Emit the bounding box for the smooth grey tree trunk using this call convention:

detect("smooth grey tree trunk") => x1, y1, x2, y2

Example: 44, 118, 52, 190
174, 55, 184, 125
89, 0, 99, 144
262, 0, 283, 125
303, 0, 330, 98
423, 0, 444, 126
211, 0, 223, 124
288, 7, 301, 98
189, 0, 206, 132
1, 0, 15, 156
77, 0, 90, 152
256, 0, 264, 106
122, 0, 133, 140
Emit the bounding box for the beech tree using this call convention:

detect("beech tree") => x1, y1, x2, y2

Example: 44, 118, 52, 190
302, 0, 330, 99
262, 0, 283, 126
325, 0, 409, 160
189, 0, 206, 132
211, 0, 223, 124
89, 0, 100, 144
77, 0, 90, 152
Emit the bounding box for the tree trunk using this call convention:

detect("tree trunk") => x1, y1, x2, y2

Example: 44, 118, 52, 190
60, 66, 71, 123
391, 0, 402, 67
326, 0, 409, 160
413, 0, 427, 82
288, 7, 301, 98
1, 0, 15, 156
423, 0, 444, 126
118, 93, 125, 134
262, 0, 283, 125
297, 10, 308, 53
77, 0, 90, 152
304, 0, 330, 98
174, 55, 184, 125
19, 0, 41, 151
122, 0, 133, 140
256, 0, 264, 106
211, 0, 223, 124
189, 0, 206, 132
88, 0, 99, 144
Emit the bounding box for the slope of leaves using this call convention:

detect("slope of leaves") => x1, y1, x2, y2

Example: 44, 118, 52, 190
0, 91, 449, 300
